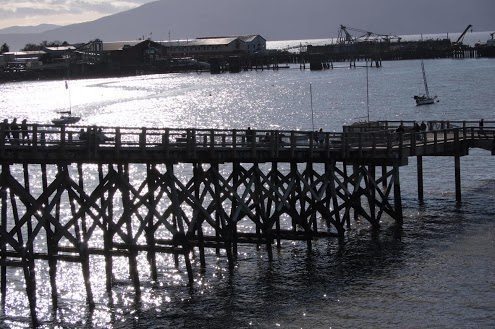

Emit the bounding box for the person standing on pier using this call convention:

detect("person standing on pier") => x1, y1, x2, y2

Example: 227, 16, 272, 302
1, 119, 10, 142
317, 128, 325, 145
420, 121, 427, 141
479, 118, 484, 136
10, 118, 19, 144
20, 119, 29, 145
246, 126, 254, 144
414, 122, 421, 141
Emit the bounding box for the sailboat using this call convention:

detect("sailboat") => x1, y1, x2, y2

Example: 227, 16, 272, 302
52, 110, 81, 125
413, 60, 438, 106
52, 80, 81, 125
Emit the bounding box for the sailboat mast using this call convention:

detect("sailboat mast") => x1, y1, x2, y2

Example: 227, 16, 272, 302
421, 60, 430, 97
310, 83, 315, 131
65, 80, 72, 115
366, 60, 370, 122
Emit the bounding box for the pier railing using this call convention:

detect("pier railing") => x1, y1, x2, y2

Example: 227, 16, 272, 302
0, 121, 493, 162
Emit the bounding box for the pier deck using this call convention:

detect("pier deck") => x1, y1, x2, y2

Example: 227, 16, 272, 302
1, 120, 493, 164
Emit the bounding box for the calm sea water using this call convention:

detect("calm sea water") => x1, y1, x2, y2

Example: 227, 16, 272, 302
1, 57, 495, 328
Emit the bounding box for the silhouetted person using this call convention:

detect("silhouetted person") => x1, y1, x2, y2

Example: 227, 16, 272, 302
317, 128, 324, 145
20, 119, 29, 145
420, 121, 427, 132
1, 119, 10, 142
414, 122, 421, 140
479, 118, 484, 136
79, 128, 87, 141
396, 122, 404, 133
10, 118, 19, 144
246, 126, 254, 143
261, 132, 270, 143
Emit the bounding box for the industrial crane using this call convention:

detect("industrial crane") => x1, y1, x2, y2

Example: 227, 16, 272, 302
337, 25, 401, 45
453, 24, 472, 46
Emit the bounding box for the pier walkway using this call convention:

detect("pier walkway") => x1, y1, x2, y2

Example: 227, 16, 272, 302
1, 120, 493, 164
0, 120, 493, 325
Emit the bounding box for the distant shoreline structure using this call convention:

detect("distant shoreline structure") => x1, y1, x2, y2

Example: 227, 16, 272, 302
267, 31, 493, 50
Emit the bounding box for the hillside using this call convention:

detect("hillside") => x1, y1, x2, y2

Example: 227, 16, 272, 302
1, 0, 494, 51
0, 24, 60, 34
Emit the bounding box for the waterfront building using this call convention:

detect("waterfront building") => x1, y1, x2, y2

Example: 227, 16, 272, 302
162, 35, 266, 59
1, 51, 45, 70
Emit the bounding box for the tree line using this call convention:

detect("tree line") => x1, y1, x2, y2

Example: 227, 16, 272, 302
0, 40, 70, 54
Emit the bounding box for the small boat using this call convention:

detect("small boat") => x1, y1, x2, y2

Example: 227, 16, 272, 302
52, 111, 81, 125
414, 60, 438, 106
414, 94, 437, 105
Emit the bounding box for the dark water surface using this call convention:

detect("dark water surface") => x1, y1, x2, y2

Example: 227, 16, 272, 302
1, 58, 494, 328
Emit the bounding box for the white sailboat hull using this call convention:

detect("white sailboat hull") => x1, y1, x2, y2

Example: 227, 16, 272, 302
414, 95, 437, 106
52, 116, 81, 125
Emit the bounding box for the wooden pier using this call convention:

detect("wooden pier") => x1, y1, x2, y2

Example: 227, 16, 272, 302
0, 120, 493, 325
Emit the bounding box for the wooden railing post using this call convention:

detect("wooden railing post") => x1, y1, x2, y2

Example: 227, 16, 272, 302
290, 131, 295, 158
433, 131, 438, 153
32, 125, 38, 148
411, 132, 416, 156
140, 128, 146, 151
309, 131, 314, 158
325, 133, 330, 158
116, 128, 121, 155
191, 129, 197, 157
386, 133, 391, 156
251, 130, 256, 156
60, 125, 66, 149
342, 132, 347, 158
398, 133, 403, 159
232, 129, 237, 159
358, 133, 363, 157
232, 129, 237, 149
209, 129, 215, 149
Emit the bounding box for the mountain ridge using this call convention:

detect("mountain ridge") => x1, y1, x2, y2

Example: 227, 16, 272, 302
0, 24, 61, 35
1, 0, 494, 51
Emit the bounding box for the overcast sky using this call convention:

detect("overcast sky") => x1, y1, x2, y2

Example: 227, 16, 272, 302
0, 0, 156, 29
1, 0, 494, 37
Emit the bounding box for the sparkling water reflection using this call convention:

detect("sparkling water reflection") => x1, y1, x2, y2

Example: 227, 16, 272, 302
0, 58, 495, 328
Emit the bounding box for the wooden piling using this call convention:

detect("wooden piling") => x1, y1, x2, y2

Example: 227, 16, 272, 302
393, 162, 403, 223
1, 172, 7, 307
193, 163, 207, 269
146, 164, 158, 281
103, 164, 115, 292
417, 156, 424, 204
382, 165, 387, 189
41, 164, 58, 307
73, 164, 94, 307
121, 164, 141, 294
455, 155, 462, 204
